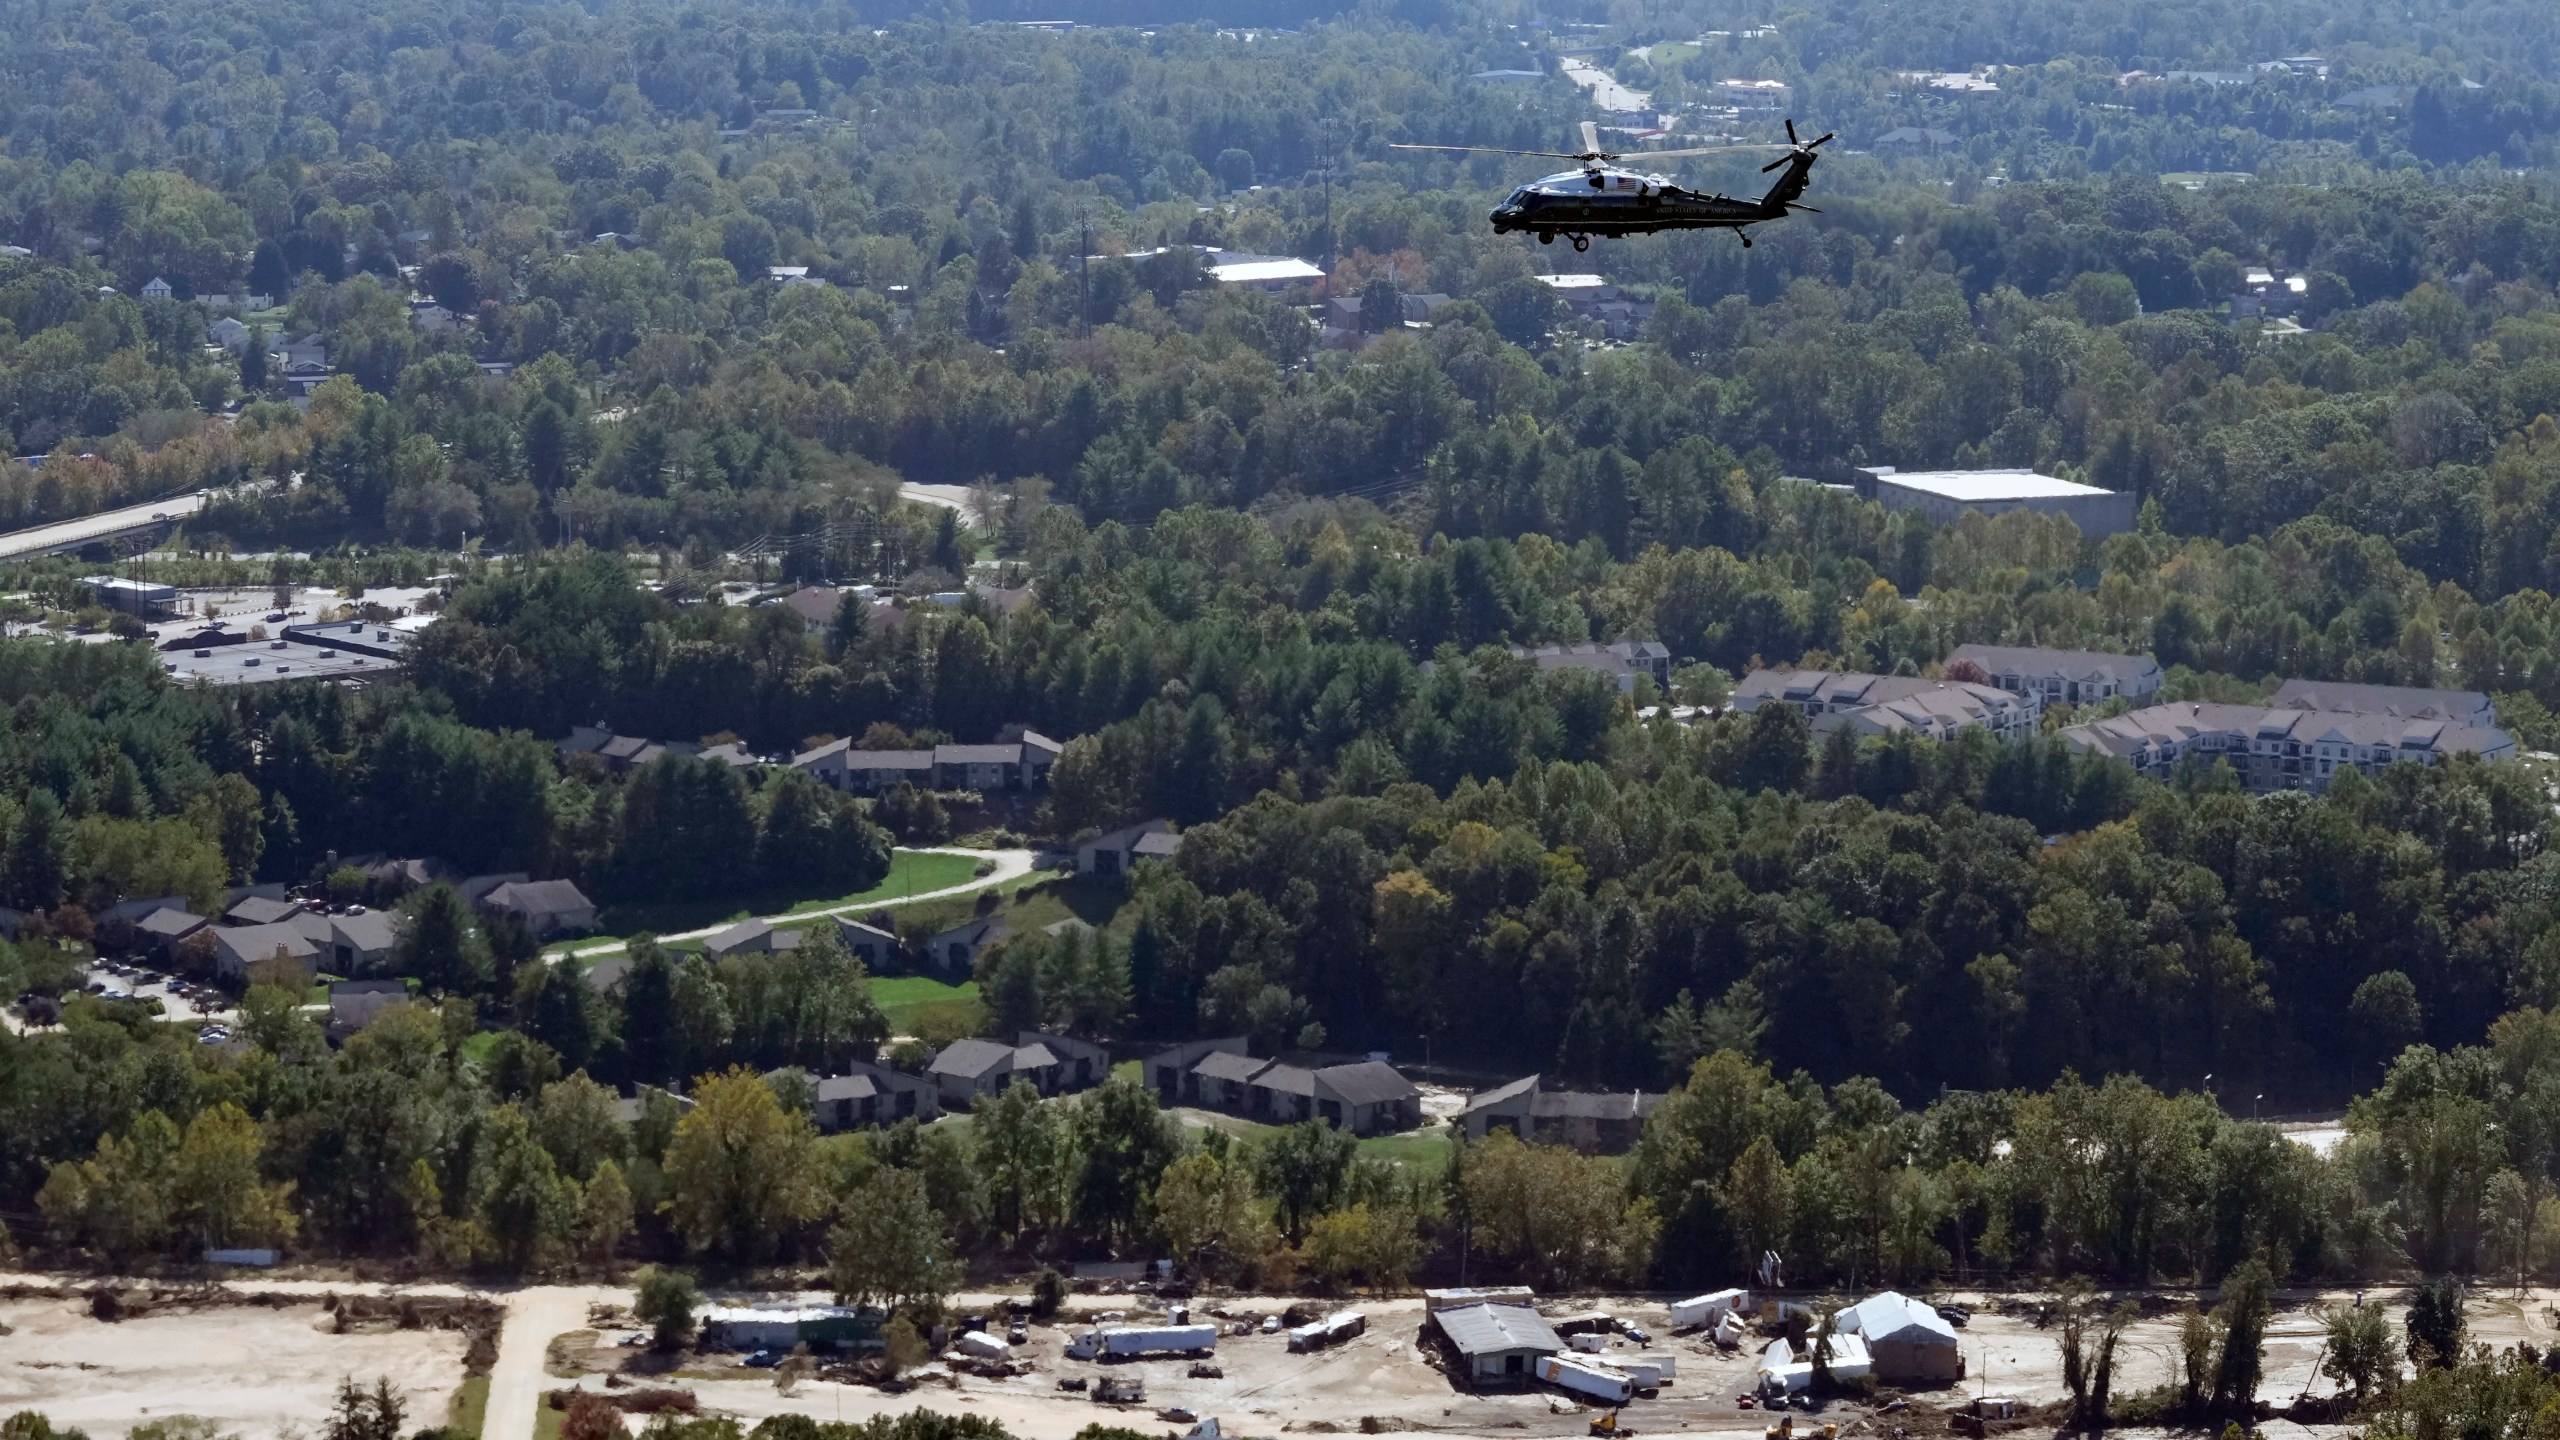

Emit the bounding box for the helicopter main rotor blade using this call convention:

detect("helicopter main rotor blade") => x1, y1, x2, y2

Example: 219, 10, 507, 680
1581, 120, 1602, 154
1388, 143, 1589, 159
1632, 144, 1798, 160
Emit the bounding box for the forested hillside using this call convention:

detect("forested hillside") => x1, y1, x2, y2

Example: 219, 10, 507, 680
7, 0, 2560, 1314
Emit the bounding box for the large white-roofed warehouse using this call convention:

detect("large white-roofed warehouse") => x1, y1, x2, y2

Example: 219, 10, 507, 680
1859, 466, 2138, 539
1430, 1303, 1563, 1386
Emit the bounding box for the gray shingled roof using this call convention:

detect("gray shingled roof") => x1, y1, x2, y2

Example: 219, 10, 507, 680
1316, 1061, 1420, 1107
1460, 1074, 1541, 1115
930, 1037, 1019, 1079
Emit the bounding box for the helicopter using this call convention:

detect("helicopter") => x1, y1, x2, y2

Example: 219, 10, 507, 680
1390, 118, 1833, 251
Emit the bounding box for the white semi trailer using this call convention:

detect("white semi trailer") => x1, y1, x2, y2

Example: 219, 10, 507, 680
1067, 1324, 1221, 1361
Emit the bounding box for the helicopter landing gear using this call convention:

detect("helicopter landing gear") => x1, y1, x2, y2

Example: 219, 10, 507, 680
1571, 234, 1591, 252
1739, 231, 1753, 249
1538, 232, 1555, 245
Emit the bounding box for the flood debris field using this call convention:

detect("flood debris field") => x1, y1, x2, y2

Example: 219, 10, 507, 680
543, 1286, 2550, 1440
0, 1287, 478, 1438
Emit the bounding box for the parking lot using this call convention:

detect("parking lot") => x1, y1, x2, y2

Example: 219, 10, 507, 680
8, 958, 238, 1039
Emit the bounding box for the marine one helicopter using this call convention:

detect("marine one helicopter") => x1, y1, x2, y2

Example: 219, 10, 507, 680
1391, 118, 1833, 251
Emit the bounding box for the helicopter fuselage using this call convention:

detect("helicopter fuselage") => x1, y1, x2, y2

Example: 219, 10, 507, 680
1489, 150, 1817, 247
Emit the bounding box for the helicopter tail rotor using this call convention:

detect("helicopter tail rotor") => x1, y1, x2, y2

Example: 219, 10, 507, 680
1762, 118, 1835, 171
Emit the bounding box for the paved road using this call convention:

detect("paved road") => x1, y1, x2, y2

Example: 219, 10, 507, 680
897, 482, 974, 512
1560, 56, 1652, 114
547, 846, 1039, 960
0, 490, 210, 560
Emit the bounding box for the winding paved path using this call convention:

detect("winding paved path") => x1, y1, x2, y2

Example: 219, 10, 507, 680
545, 846, 1039, 961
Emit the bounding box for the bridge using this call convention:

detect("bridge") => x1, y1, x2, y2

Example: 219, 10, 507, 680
0, 490, 211, 562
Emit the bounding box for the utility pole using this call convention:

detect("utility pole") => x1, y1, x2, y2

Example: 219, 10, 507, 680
1077, 204, 1091, 337
1317, 117, 1340, 273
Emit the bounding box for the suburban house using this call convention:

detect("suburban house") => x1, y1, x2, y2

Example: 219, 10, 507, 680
211, 922, 318, 980
793, 744, 934, 794
792, 736, 1066, 795
225, 894, 304, 927
925, 1030, 1113, 1107
1946, 645, 2163, 708
135, 906, 209, 961
325, 979, 412, 1043
2063, 701, 2516, 794
208, 316, 252, 353
926, 1038, 1022, 1106
300, 909, 400, 974
1514, 640, 1675, 693
811, 1062, 942, 1131
555, 726, 758, 775
1078, 819, 1179, 882
1733, 669, 2041, 743
1457, 1075, 1658, 1154
459, 872, 527, 905
922, 914, 1007, 974
478, 879, 598, 939
700, 918, 804, 959
1147, 1036, 1249, 1103
833, 917, 900, 968
343, 854, 452, 896
1144, 1041, 1423, 1134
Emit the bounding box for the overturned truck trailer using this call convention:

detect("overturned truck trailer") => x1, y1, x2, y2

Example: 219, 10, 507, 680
1538, 1355, 1636, 1405
1288, 1311, 1368, 1353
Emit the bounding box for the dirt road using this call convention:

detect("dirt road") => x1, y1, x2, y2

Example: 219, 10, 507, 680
483, 1288, 615, 1440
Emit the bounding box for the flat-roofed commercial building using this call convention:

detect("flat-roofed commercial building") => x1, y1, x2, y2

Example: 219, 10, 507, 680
1862, 467, 2137, 539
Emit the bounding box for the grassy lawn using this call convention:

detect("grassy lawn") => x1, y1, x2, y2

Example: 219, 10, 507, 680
877, 974, 984, 1040
583, 850, 984, 945
1166, 1107, 1457, 1170
898, 873, 1131, 941
1643, 40, 1699, 66
1357, 1130, 1458, 1170
447, 1376, 489, 1438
